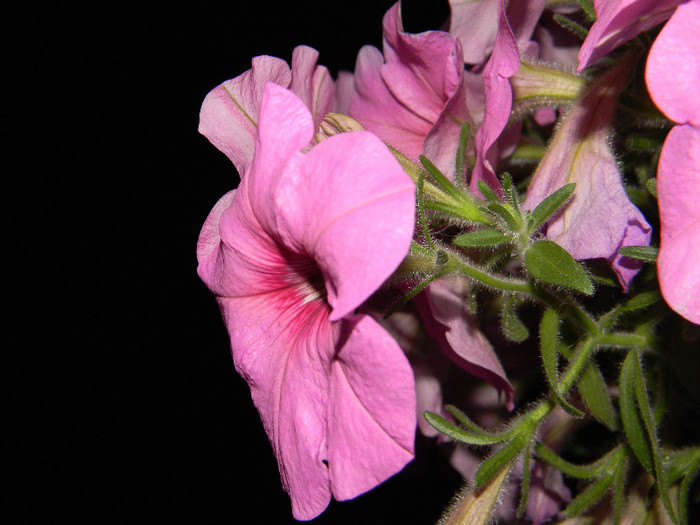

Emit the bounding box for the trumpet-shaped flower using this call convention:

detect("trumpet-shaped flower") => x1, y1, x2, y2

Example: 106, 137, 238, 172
523, 57, 651, 291
199, 46, 334, 177
197, 83, 417, 520
646, 0, 700, 323
577, 0, 682, 72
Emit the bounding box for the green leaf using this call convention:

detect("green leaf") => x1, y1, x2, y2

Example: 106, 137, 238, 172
540, 307, 584, 417
419, 155, 463, 201
578, 0, 595, 21
501, 296, 530, 343
477, 180, 500, 204
455, 121, 470, 184
453, 229, 510, 248
578, 361, 618, 430
630, 351, 678, 523
553, 13, 589, 40
619, 290, 662, 313
564, 471, 615, 516
475, 434, 528, 487
487, 203, 520, 231
501, 173, 521, 216
517, 446, 532, 517
534, 443, 612, 479
416, 171, 436, 251
384, 273, 441, 319
619, 351, 654, 474
646, 177, 657, 198
525, 240, 594, 295
423, 411, 509, 446
528, 183, 576, 233
445, 405, 512, 441
618, 245, 659, 263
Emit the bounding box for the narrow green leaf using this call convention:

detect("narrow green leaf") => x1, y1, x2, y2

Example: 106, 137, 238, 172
618, 245, 659, 263
564, 471, 616, 516
453, 229, 510, 248
578, 361, 618, 430
455, 121, 470, 184
631, 352, 678, 523
487, 203, 520, 231
646, 177, 657, 198
611, 457, 627, 524
475, 436, 527, 487
517, 447, 532, 517
445, 405, 512, 440
525, 240, 594, 295
619, 290, 661, 313
540, 308, 585, 416
384, 273, 441, 319
553, 13, 589, 40
528, 183, 576, 233
578, 0, 596, 21
420, 155, 463, 201
501, 173, 521, 216
423, 411, 509, 446
501, 296, 530, 343
416, 171, 436, 251
534, 442, 611, 479
619, 351, 654, 474
477, 180, 499, 204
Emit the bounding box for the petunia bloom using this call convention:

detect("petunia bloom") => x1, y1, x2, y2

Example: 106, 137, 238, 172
646, 0, 700, 323
198, 45, 334, 177
577, 0, 682, 72
197, 83, 418, 520
523, 55, 651, 291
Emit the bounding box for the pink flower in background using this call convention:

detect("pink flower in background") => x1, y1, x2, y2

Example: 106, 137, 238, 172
198, 45, 334, 177
349, 2, 468, 168
523, 56, 651, 291
577, 0, 682, 72
646, 0, 700, 323
197, 83, 417, 519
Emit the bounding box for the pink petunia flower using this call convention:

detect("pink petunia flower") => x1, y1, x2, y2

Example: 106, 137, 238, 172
646, 0, 700, 323
197, 83, 418, 520
577, 0, 682, 72
523, 55, 651, 291
348, 2, 469, 173
198, 45, 335, 177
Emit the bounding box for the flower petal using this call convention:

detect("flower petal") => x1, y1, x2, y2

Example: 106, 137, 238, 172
274, 130, 416, 321
577, 0, 681, 72
645, 0, 700, 127
327, 313, 416, 500
657, 124, 700, 324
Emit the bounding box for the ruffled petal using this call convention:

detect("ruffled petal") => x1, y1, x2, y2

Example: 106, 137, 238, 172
657, 124, 700, 323
274, 130, 416, 320
327, 313, 416, 500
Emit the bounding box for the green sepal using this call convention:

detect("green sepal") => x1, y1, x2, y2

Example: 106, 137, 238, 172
455, 121, 470, 185
474, 430, 531, 487
525, 240, 594, 295
477, 180, 500, 204
423, 411, 510, 446
501, 296, 530, 343
453, 229, 510, 248
487, 202, 520, 231
528, 183, 576, 233
419, 155, 463, 201
618, 245, 659, 263
501, 173, 521, 216
578, 361, 619, 430
540, 307, 585, 417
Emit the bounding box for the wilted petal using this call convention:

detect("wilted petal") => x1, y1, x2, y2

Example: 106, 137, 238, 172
471, 0, 520, 194
419, 278, 513, 408
656, 125, 700, 324
198, 46, 333, 176
577, 0, 681, 72
523, 58, 651, 290
328, 313, 417, 500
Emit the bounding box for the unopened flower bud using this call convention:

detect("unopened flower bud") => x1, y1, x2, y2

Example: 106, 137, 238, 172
510, 59, 587, 117
315, 113, 365, 142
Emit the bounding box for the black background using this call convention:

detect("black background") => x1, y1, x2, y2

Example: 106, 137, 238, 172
7, 1, 466, 522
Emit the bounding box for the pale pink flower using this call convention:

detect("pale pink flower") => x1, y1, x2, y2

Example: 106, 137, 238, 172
197, 84, 417, 520
577, 0, 682, 72
198, 46, 334, 177
646, 0, 700, 323
523, 56, 651, 291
